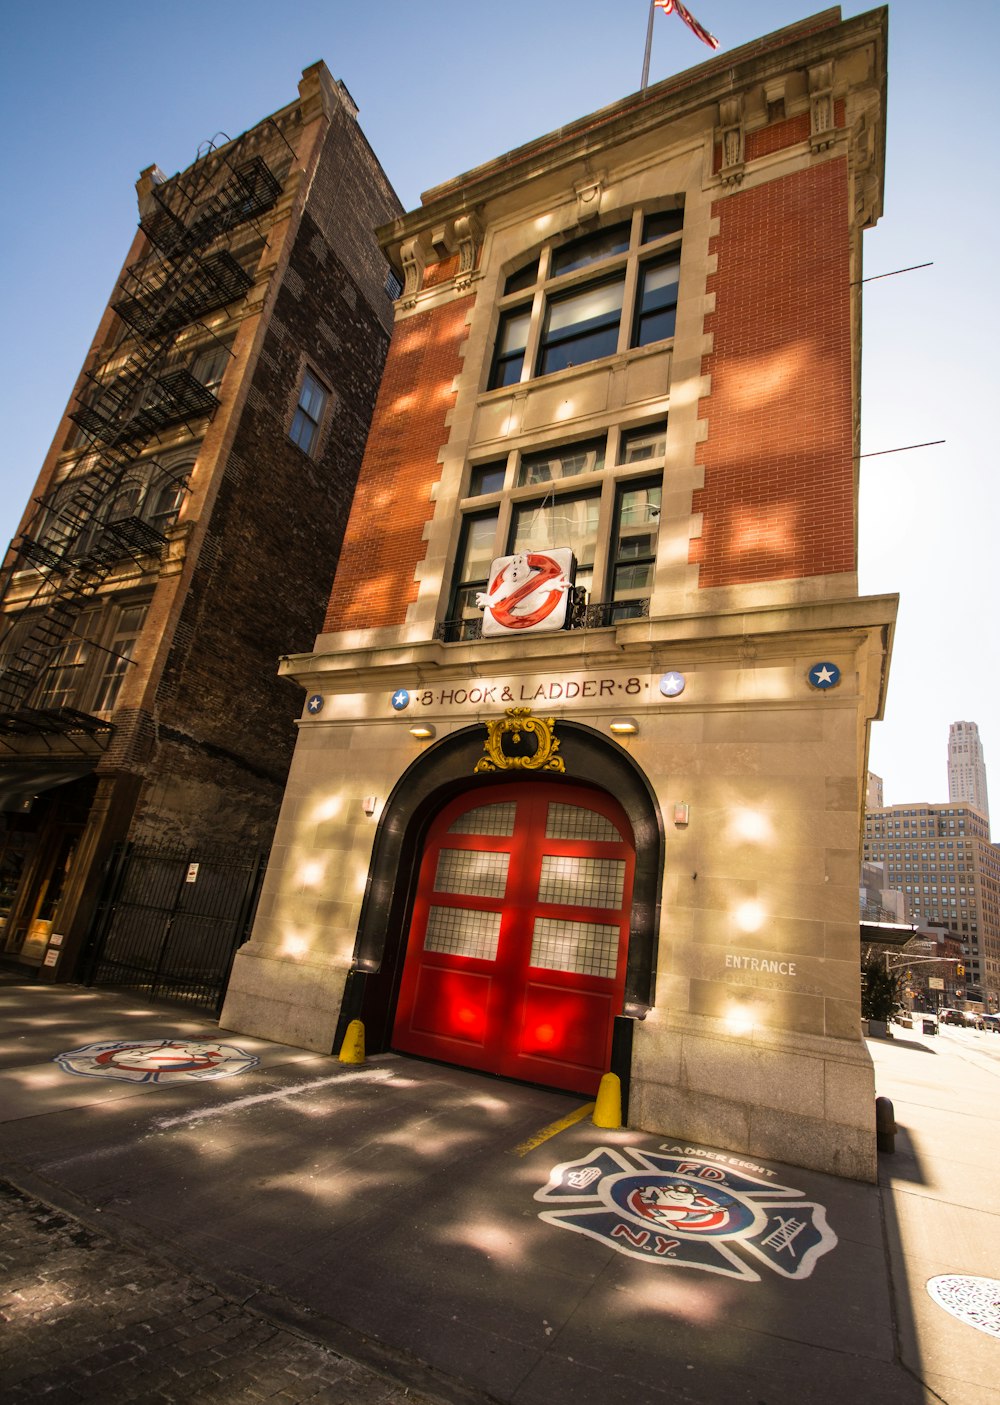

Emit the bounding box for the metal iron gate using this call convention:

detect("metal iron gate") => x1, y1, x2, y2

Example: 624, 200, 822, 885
84, 841, 267, 1011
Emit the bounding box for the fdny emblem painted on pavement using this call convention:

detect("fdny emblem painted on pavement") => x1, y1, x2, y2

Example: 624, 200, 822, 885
391, 688, 411, 711
808, 661, 841, 690
54, 1040, 259, 1084
478, 548, 574, 636
535, 1147, 837, 1281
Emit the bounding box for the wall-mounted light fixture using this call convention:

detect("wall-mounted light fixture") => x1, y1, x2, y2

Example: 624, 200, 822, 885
609, 717, 638, 736
362, 796, 378, 816
409, 723, 436, 740
673, 803, 690, 827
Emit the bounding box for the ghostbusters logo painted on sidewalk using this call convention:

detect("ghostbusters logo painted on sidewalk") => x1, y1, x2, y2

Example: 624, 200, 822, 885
535, 1147, 837, 1281
54, 1040, 259, 1084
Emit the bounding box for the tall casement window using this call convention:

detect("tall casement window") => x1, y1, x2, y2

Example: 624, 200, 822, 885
487, 205, 683, 390
32, 599, 150, 714
290, 370, 329, 455
441, 422, 666, 639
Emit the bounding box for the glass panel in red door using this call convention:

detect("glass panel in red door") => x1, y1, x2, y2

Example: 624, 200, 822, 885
392, 783, 634, 1094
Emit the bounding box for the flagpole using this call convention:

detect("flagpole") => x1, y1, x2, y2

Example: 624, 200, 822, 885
640, 0, 655, 90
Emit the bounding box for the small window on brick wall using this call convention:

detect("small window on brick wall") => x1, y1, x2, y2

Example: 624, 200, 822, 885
290, 370, 329, 456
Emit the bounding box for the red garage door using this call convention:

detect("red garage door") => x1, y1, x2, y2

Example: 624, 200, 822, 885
392, 782, 634, 1095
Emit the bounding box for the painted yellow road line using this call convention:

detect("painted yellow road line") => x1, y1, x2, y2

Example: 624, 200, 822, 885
511, 1101, 595, 1157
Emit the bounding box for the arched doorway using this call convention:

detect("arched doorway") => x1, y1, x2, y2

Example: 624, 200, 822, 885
392, 781, 635, 1095
339, 719, 663, 1094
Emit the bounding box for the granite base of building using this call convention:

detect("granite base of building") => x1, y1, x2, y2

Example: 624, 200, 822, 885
631, 1013, 877, 1182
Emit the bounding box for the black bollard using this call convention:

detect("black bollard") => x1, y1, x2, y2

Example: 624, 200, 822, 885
875, 1095, 896, 1154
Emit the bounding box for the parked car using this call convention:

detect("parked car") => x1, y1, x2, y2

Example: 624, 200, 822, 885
982, 1014, 1000, 1034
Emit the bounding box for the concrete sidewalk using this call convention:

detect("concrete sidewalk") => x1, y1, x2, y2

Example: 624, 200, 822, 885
1, 978, 997, 1404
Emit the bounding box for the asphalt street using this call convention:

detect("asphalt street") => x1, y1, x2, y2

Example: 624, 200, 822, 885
1, 978, 998, 1404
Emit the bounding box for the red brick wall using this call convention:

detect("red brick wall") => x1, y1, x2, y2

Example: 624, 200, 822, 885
690, 158, 854, 588
323, 295, 473, 631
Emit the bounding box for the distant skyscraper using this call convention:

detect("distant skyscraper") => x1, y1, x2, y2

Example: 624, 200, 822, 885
948, 722, 990, 825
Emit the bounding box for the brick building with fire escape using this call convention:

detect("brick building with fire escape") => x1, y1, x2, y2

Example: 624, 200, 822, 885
0, 64, 401, 1001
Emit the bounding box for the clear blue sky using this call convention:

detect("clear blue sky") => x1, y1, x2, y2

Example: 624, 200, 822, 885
1, 1, 996, 813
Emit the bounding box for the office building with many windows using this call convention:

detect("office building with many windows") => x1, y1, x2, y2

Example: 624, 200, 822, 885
863, 802, 1000, 1009
947, 720, 990, 829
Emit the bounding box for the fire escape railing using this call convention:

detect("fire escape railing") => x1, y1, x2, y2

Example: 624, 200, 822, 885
0, 135, 288, 719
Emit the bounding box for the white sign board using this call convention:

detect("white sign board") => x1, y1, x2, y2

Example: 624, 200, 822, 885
479, 549, 574, 637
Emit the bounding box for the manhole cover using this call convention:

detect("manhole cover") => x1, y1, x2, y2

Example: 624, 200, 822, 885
927, 1275, 1000, 1339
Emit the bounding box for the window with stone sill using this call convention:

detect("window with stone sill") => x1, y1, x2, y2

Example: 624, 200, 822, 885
443, 421, 667, 640
487, 205, 683, 391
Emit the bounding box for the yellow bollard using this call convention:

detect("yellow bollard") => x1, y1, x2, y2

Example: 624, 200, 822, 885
338, 1019, 366, 1064
592, 1072, 622, 1129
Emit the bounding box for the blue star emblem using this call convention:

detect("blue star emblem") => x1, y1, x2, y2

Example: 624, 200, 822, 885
809, 662, 841, 690
306, 694, 324, 715
391, 689, 410, 711
659, 672, 686, 698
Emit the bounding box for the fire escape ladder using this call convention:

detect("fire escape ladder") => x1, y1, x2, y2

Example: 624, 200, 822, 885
0, 131, 283, 714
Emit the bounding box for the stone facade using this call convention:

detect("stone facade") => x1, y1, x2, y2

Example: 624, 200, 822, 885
223, 9, 895, 1181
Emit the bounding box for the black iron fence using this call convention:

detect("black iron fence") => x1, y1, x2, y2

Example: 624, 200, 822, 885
84, 840, 267, 1012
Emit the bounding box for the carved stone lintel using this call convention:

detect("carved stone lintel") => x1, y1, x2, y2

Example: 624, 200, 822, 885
574, 174, 605, 223
718, 96, 745, 186
474, 708, 565, 774
808, 61, 837, 152
400, 236, 425, 298
455, 213, 483, 275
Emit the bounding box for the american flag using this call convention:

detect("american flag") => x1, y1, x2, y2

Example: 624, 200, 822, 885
654, 0, 720, 50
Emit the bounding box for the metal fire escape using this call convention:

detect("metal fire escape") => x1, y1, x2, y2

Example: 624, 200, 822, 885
0, 134, 285, 741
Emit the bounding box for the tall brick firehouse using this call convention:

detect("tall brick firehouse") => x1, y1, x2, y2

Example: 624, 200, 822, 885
223, 7, 896, 1181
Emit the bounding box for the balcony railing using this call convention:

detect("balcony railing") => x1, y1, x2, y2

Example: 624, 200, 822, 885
434, 594, 649, 643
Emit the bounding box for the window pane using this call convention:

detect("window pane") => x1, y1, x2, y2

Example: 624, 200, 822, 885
609, 480, 661, 607
505, 260, 539, 295
642, 209, 684, 243
459, 512, 500, 581
497, 309, 531, 355
106, 484, 142, 522
147, 481, 184, 533
469, 462, 506, 496
191, 340, 233, 392
641, 260, 680, 298
546, 280, 624, 335
37, 639, 89, 709
290, 407, 318, 453
551, 222, 630, 277
510, 493, 600, 570
489, 307, 531, 389
517, 438, 605, 487
634, 256, 680, 347
620, 423, 667, 463
299, 372, 327, 420
539, 277, 624, 376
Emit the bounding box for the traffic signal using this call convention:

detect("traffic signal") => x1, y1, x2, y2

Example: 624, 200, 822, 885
956, 964, 965, 976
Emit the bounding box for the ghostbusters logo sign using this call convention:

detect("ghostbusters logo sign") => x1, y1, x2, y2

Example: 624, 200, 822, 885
478, 548, 574, 636
54, 1040, 259, 1084
535, 1147, 837, 1281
